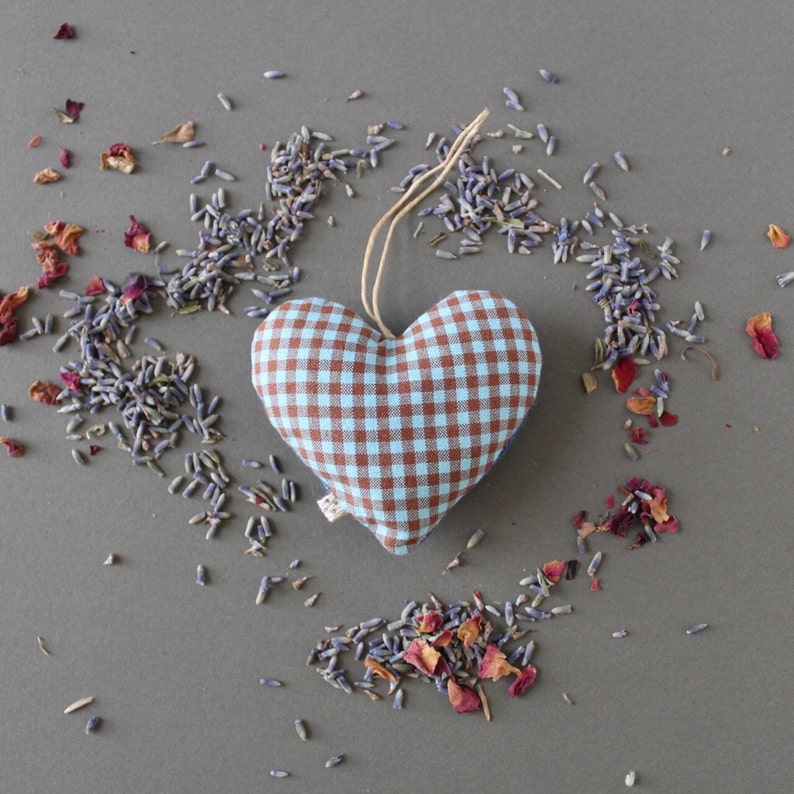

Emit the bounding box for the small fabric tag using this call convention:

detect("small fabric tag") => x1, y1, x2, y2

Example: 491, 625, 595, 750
317, 492, 347, 522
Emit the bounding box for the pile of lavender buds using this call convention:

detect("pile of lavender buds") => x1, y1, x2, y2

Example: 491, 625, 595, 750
45, 125, 395, 553
308, 561, 578, 714
399, 121, 709, 376
162, 125, 396, 317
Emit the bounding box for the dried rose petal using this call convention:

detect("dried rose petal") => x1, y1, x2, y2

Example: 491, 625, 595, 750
0, 286, 30, 324
626, 395, 656, 415
84, 276, 106, 296
58, 370, 81, 392
0, 437, 23, 457
658, 411, 678, 427
745, 312, 779, 359
767, 224, 790, 249
447, 677, 480, 714
477, 643, 520, 681
35, 261, 69, 289
654, 515, 678, 533
27, 135, 42, 148
120, 272, 148, 303
363, 656, 397, 683
58, 147, 71, 168
0, 317, 19, 346
64, 99, 84, 121
100, 143, 135, 174
414, 610, 443, 634
430, 629, 453, 647
456, 614, 481, 647
33, 168, 61, 184
124, 216, 151, 253
89, 445, 101, 456
507, 664, 537, 698
32, 241, 60, 268
630, 427, 647, 445
53, 23, 75, 39
611, 355, 636, 393
403, 638, 441, 677
152, 120, 196, 145
541, 560, 566, 583
44, 221, 85, 255
28, 380, 62, 405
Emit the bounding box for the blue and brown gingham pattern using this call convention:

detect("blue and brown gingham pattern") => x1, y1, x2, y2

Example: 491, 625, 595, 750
251, 290, 541, 554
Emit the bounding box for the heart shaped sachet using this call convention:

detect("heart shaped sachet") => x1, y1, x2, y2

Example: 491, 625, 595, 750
251, 290, 541, 554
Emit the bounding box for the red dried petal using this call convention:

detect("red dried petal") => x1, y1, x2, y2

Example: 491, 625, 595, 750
28, 380, 62, 405
570, 510, 588, 530
84, 276, 106, 296
447, 678, 480, 714
0, 317, 19, 345
477, 643, 520, 681
655, 515, 678, 533
53, 23, 75, 39
120, 272, 149, 303
604, 494, 615, 508
124, 216, 151, 253
630, 427, 648, 444
541, 560, 566, 583
611, 355, 636, 393
658, 411, 678, 427
89, 445, 101, 456
64, 99, 84, 121
745, 312, 779, 359
414, 610, 443, 634
58, 147, 71, 168
36, 261, 69, 289
590, 577, 601, 591
507, 664, 537, 698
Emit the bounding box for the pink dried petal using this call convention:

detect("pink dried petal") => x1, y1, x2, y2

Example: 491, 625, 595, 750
120, 272, 148, 303
477, 643, 520, 681
58, 371, 81, 392
447, 678, 481, 714
0, 317, 19, 346
507, 664, 537, 698
124, 216, 151, 253
745, 312, 779, 359
35, 261, 69, 289
58, 147, 71, 168
403, 638, 441, 677
0, 437, 23, 457
415, 610, 443, 634
84, 276, 106, 296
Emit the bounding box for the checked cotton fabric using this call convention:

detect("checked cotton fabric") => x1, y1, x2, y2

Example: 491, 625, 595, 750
251, 290, 541, 554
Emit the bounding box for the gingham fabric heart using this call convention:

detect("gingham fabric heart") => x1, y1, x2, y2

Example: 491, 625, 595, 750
251, 290, 541, 554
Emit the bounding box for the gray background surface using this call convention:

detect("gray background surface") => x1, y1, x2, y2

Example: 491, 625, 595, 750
1, 2, 792, 792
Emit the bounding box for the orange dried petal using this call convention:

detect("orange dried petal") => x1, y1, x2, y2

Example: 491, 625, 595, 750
477, 643, 520, 681
447, 677, 480, 714
456, 615, 481, 647
745, 312, 779, 359
152, 120, 196, 145
28, 380, 62, 405
0, 286, 30, 325
403, 638, 441, 676
767, 224, 790, 249
44, 221, 85, 255
363, 656, 397, 684
625, 396, 656, 415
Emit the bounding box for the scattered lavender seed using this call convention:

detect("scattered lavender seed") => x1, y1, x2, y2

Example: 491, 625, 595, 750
214, 168, 236, 181
259, 677, 282, 687
103, 553, 117, 566
294, 718, 308, 740
64, 696, 95, 714
0, 404, 11, 422
776, 271, 794, 288
613, 151, 630, 171
263, 70, 285, 79
325, 753, 344, 768
269, 770, 289, 778
71, 449, 86, 465
345, 89, 363, 102
625, 770, 637, 787
685, 622, 708, 635
466, 528, 486, 549
217, 92, 232, 110
539, 68, 558, 83
304, 592, 321, 608
700, 229, 711, 251
84, 715, 101, 734
196, 564, 207, 586
612, 629, 628, 638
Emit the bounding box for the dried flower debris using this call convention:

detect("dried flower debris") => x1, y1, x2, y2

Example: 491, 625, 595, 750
152, 121, 195, 145
53, 23, 75, 40
52, 99, 84, 124
574, 476, 678, 553
100, 143, 135, 174
745, 312, 779, 359
766, 224, 790, 249
123, 216, 151, 252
